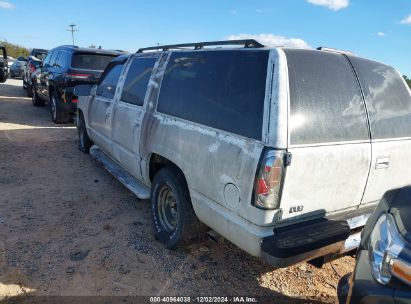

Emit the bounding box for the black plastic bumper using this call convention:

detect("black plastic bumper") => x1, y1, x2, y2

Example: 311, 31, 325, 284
59, 87, 77, 114
261, 219, 351, 267
339, 250, 411, 304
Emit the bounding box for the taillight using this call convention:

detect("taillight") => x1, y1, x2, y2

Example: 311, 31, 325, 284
65, 73, 93, 79
29, 63, 36, 73
253, 150, 286, 210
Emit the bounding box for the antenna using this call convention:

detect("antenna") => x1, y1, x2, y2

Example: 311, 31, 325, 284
67, 24, 79, 46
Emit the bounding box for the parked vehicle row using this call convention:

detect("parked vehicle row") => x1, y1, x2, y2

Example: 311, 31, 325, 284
73, 39, 411, 274
30, 45, 125, 123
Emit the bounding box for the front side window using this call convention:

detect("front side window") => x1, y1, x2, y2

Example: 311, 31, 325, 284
348, 56, 411, 139
96, 63, 124, 99
285, 49, 369, 145
43, 51, 53, 67
56, 51, 70, 69
157, 50, 269, 140
121, 56, 157, 106
49, 51, 59, 67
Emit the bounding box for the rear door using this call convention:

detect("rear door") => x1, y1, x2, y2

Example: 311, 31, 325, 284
280, 50, 372, 221
348, 56, 411, 206
111, 54, 159, 181
88, 61, 125, 155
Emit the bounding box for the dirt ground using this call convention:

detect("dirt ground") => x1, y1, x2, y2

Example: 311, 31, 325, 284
0, 79, 355, 303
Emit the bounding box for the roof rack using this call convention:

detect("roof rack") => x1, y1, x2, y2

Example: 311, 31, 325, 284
59, 45, 79, 48
317, 46, 354, 56
137, 39, 265, 53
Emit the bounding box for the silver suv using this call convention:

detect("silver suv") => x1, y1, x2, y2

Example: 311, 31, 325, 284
75, 40, 411, 267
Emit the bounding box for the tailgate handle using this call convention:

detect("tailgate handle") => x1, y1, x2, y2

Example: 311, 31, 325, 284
376, 157, 390, 169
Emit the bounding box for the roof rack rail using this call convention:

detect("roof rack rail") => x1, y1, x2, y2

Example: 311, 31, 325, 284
59, 45, 79, 48
137, 39, 265, 53
317, 46, 354, 55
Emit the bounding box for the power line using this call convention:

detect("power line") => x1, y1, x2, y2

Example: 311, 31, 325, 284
67, 24, 79, 46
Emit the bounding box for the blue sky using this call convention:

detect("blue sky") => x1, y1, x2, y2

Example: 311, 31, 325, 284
1, 0, 411, 75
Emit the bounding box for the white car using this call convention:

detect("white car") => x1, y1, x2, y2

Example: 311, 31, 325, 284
75, 40, 411, 267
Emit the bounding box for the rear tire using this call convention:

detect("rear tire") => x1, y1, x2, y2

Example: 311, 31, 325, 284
77, 114, 93, 153
31, 84, 44, 106
27, 82, 33, 97
150, 167, 205, 249
50, 91, 70, 124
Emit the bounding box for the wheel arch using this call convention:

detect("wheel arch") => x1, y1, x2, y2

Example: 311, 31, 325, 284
149, 153, 185, 183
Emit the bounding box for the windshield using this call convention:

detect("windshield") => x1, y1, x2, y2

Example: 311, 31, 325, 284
71, 53, 116, 70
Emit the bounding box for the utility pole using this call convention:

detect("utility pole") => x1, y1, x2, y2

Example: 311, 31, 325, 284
67, 24, 79, 46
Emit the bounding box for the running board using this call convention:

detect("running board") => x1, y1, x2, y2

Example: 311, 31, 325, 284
89, 146, 151, 199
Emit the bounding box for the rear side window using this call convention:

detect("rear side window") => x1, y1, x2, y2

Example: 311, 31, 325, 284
285, 49, 369, 145
348, 56, 411, 139
121, 56, 157, 106
157, 50, 269, 140
72, 53, 116, 70
96, 63, 124, 99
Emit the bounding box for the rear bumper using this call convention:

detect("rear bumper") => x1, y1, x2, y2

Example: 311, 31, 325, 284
261, 219, 351, 268
59, 87, 78, 113
191, 190, 373, 268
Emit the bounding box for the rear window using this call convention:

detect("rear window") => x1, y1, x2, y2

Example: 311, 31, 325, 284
285, 49, 369, 145
348, 56, 411, 139
32, 60, 41, 67
157, 50, 269, 140
71, 53, 116, 70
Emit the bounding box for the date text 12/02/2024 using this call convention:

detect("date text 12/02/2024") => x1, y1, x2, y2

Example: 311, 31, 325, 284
149, 297, 258, 303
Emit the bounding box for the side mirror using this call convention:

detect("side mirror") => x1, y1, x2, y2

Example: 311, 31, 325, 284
74, 84, 92, 96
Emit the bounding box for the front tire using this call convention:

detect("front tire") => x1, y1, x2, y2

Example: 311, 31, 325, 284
50, 92, 70, 124
27, 81, 33, 97
150, 167, 204, 249
77, 114, 93, 153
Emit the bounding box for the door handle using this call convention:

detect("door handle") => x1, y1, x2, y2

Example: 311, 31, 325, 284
376, 157, 390, 169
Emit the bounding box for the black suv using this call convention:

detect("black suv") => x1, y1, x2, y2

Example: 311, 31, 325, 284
338, 187, 411, 303
31, 45, 125, 123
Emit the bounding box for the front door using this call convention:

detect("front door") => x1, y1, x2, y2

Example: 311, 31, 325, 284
88, 61, 125, 156
111, 55, 159, 181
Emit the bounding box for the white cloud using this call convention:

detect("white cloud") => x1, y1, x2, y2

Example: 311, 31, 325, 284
307, 0, 349, 11
0, 1, 14, 9
227, 34, 311, 49
400, 14, 411, 25
230, 10, 237, 15
377, 32, 385, 37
